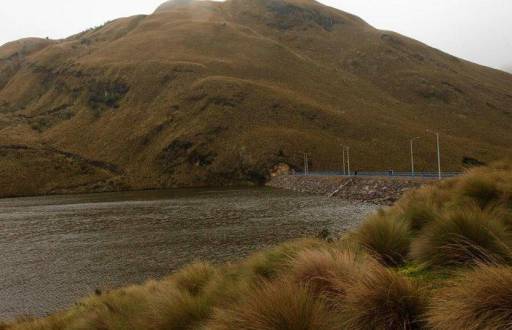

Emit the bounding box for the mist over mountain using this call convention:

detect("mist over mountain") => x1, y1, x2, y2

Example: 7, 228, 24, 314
1, 0, 511, 197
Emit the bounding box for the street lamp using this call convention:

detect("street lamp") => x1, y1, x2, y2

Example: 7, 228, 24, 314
426, 130, 442, 180
341, 144, 346, 176
340, 145, 350, 176
410, 137, 420, 177
345, 146, 351, 176
303, 152, 309, 176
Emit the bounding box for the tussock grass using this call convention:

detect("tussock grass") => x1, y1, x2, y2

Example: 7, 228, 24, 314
398, 203, 439, 232
410, 206, 512, 267
206, 280, 340, 330
242, 238, 327, 280
171, 261, 218, 296
355, 211, 412, 266
289, 248, 371, 298
428, 265, 512, 329
341, 263, 428, 330
460, 175, 503, 209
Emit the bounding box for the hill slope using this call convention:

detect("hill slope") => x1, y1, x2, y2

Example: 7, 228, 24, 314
1, 0, 512, 196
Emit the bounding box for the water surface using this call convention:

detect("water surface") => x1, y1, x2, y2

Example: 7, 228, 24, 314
0, 187, 376, 319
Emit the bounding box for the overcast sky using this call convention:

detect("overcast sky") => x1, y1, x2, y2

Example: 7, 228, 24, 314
1, 0, 511, 71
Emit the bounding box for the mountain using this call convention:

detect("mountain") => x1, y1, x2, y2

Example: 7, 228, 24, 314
1, 0, 512, 197
503, 66, 512, 74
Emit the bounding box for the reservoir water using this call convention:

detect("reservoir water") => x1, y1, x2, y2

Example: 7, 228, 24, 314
0, 187, 377, 320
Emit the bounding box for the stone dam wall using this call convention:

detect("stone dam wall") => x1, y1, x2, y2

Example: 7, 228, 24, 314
267, 175, 430, 205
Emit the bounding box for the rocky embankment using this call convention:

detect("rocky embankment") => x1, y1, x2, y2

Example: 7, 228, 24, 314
267, 175, 429, 205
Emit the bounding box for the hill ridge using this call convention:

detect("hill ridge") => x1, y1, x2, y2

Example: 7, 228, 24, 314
0, 0, 511, 197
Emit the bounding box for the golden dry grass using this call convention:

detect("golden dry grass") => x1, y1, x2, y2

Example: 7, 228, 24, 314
288, 248, 371, 298
340, 264, 428, 330
1, 0, 512, 197
410, 206, 512, 267
206, 280, 340, 330
354, 211, 412, 266
428, 265, 512, 330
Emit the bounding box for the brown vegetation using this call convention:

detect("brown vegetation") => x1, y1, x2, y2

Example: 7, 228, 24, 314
1, 0, 512, 197
428, 265, 512, 329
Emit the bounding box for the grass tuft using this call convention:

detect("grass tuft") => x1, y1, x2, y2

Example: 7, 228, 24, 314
243, 239, 326, 280
206, 280, 340, 330
396, 199, 440, 231
171, 261, 218, 296
289, 248, 371, 298
341, 263, 428, 330
428, 264, 512, 329
459, 174, 503, 209
354, 212, 412, 266
410, 206, 512, 267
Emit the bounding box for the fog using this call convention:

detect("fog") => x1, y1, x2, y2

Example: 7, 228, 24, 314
1, 0, 511, 71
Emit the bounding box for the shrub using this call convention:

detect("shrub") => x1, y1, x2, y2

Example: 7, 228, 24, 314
206, 280, 340, 330
355, 212, 412, 266
428, 265, 512, 329
289, 248, 371, 298
340, 263, 428, 330
410, 207, 512, 267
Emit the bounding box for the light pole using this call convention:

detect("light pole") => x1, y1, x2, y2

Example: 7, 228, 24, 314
427, 130, 442, 180
436, 132, 441, 180
304, 153, 309, 176
341, 144, 346, 176
346, 146, 351, 176
410, 137, 420, 177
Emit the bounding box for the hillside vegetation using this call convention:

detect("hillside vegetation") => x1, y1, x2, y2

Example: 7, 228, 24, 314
1, 0, 512, 197
4, 163, 512, 329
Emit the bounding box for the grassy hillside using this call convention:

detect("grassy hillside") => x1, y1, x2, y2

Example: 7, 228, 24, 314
1, 0, 512, 196
4, 163, 512, 329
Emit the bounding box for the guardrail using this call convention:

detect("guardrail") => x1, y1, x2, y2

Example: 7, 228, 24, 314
292, 171, 462, 179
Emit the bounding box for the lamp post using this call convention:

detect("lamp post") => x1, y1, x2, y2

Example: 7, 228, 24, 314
427, 130, 442, 180
346, 146, 351, 176
436, 132, 441, 180
410, 137, 420, 177
303, 153, 309, 176
341, 144, 346, 176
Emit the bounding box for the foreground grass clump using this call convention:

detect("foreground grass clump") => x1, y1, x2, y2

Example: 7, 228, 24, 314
428, 265, 512, 329
288, 248, 369, 298
354, 212, 412, 266
206, 280, 340, 330
8, 163, 512, 329
341, 264, 428, 330
353, 164, 512, 268
410, 206, 512, 267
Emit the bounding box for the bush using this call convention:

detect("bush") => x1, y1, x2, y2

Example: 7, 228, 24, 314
340, 263, 428, 330
206, 280, 340, 330
355, 212, 412, 266
289, 248, 371, 298
428, 265, 512, 329
410, 206, 512, 267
